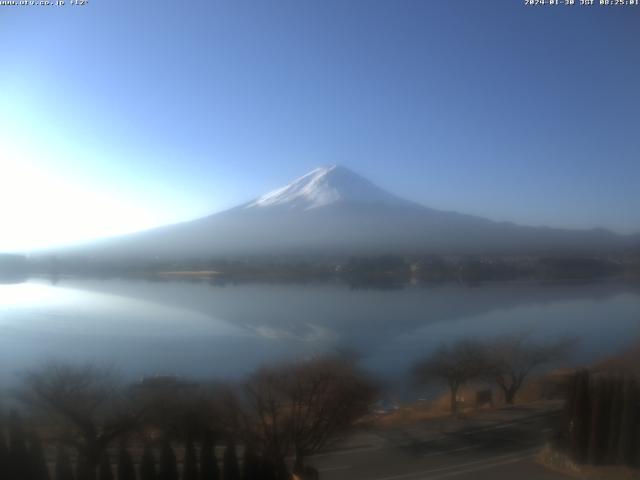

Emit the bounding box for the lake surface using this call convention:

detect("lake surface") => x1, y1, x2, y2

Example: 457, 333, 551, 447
1, 278, 639, 397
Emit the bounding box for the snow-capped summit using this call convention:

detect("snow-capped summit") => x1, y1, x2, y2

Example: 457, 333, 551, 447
244, 165, 414, 210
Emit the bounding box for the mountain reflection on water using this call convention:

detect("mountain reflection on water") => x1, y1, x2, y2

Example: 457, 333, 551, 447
1, 278, 639, 398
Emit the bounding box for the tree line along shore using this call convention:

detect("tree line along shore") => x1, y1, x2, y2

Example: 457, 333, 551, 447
2, 253, 640, 285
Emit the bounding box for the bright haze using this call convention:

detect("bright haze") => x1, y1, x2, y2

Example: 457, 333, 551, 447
58, 165, 640, 258
1, 1, 639, 253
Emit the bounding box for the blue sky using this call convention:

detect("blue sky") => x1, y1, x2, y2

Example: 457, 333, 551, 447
1, 0, 639, 251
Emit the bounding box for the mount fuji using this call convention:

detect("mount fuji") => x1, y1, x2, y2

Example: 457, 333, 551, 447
68, 165, 638, 258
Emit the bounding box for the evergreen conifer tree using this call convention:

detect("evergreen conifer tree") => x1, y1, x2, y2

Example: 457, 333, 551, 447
587, 376, 609, 465
242, 445, 261, 480
8, 411, 30, 480
75, 453, 91, 480
117, 446, 136, 480
617, 376, 638, 466
562, 372, 579, 439
606, 375, 625, 464
159, 440, 179, 480
568, 370, 590, 464
260, 458, 277, 480
98, 454, 114, 480
139, 445, 157, 480
0, 428, 9, 479
223, 441, 240, 480
54, 447, 75, 480
28, 431, 51, 480
184, 439, 199, 480
200, 432, 219, 480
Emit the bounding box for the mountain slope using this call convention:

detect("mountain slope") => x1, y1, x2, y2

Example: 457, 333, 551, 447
63, 165, 639, 258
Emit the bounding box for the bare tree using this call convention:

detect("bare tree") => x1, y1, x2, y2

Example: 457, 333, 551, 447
130, 376, 228, 442
18, 363, 141, 480
286, 355, 376, 472
484, 335, 572, 404
241, 355, 377, 477
241, 368, 290, 478
413, 339, 487, 414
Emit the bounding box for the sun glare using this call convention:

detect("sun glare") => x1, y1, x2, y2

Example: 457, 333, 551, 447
0, 138, 161, 252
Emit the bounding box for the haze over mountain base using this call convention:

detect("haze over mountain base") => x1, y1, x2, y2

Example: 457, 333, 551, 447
42, 166, 640, 259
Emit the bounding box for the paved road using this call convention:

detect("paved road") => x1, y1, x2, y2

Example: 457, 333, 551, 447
308, 406, 572, 480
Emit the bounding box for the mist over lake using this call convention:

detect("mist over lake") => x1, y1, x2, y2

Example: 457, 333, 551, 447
1, 278, 638, 398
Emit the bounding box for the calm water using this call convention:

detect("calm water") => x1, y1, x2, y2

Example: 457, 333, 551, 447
1, 278, 639, 396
